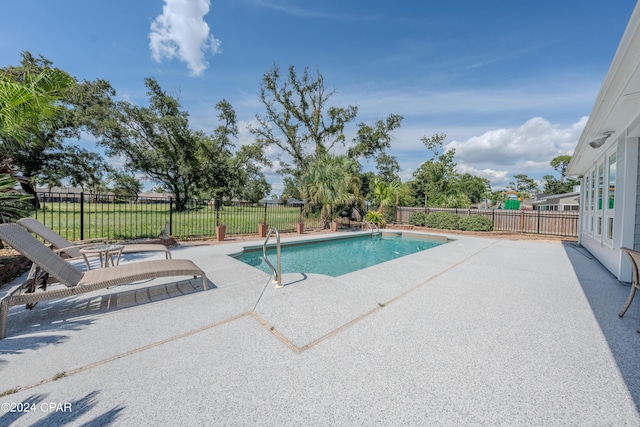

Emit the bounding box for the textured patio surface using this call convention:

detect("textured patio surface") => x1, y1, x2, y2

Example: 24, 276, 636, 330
1, 231, 639, 426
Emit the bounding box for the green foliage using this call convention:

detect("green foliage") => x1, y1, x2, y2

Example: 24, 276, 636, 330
0, 174, 33, 222
0, 53, 75, 144
550, 155, 572, 181
542, 174, 580, 195
365, 210, 385, 227
0, 52, 110, 200
371, 178, 399, 212
457, 173, 490, 203
301, 154, 357, 227
250, 65, 359, 176
375, 152, 400, 183
383, 206, 396, 225
409, 133, 461, 207
250, 64, 402, 207
108, 170, 142, 198
86, 79, 259, 211
441, 193, 471, 208
425, 211, 459, 230
458, 215, 494, 232
509, 173, 538, 194
407, 211, 427, 226
282, 177, 301, 199
348, 114, 403, 160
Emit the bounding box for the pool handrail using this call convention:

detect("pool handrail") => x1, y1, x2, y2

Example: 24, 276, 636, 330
363, 220, 380, 235
263, 227, 282, 288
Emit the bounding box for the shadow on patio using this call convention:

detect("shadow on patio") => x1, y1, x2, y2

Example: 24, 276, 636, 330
564, 242, 640, 409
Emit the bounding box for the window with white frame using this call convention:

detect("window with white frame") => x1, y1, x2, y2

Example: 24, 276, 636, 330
596, 163, 604, 236
606, 152, 616, 241
590, 169, 596, 233
583, 175, 590, 232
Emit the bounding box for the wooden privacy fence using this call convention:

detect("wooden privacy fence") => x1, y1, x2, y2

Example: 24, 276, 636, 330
395, 207, 579, 237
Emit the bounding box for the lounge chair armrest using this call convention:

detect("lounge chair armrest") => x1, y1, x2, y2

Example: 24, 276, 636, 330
73, 237, 110, 245
59, 241, 110, 252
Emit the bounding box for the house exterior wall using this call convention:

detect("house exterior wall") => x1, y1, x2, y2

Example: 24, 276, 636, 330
566, 4, 640, 283
578, 134, 638, 282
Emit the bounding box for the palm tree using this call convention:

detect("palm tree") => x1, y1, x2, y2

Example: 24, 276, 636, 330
0, 173, 32, 223
300, 154, 356, 228
0, 67, 74, 145
371, 178, 399, 213
0, 66, 75, 215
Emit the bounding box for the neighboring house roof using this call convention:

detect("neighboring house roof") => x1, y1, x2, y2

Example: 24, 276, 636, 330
36, 186, 84, 194
530, 191, 580, 206
286, 198, 305, 206
260, 198, 280, 204
567, 4, 640, 176
36, 187, 172, 200
259, 198, 306, 205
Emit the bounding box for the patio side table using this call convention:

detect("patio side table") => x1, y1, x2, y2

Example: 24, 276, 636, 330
79, 244, 124, 270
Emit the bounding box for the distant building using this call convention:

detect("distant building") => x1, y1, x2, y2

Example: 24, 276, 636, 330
531, 191, 580, 211
35, 187, 172, 203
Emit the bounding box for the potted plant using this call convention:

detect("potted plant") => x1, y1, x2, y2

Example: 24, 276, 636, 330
216, 224, 226, 242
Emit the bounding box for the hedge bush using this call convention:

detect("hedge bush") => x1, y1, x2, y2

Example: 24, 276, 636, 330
458, 215, 494, 232
425, 211, 459, 230
407, 211, 427, 226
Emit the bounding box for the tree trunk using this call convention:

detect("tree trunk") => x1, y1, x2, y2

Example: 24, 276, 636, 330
175, 197, 188, 212
18, 180, 40, 210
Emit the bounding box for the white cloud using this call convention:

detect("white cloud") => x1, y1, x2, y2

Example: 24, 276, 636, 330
149, 0, 221, 76
456, 163, 509, 184
389, 116, 587, 190
447, 116, 585, 171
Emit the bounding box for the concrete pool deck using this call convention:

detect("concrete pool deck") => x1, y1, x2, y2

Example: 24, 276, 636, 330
1, 230, 640, 425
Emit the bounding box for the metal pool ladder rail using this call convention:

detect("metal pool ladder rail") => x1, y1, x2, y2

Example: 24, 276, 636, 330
263, 227, 282, 288
363, 220, 380, 235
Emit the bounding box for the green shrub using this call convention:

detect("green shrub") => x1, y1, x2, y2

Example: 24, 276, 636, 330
365, 210, 385, 227
458, 215, 494, 232
384, 207, 396, 225
425, 211, 459, 230
407, 211, 427, 226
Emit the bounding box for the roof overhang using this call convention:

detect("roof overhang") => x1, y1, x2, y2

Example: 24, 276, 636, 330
567, 4, 640, 177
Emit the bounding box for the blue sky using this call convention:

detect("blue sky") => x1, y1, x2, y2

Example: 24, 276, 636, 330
1, 0, 637, 195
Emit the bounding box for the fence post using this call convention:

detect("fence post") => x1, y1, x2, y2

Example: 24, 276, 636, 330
537, 209, 541, 234
215, 198, 221, 227
169, 197, 173, 235
80, 192, 84, 240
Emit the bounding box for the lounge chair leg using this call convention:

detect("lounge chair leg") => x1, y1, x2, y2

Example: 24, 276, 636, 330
0, 300, 8, 340
619, 285, 637, 317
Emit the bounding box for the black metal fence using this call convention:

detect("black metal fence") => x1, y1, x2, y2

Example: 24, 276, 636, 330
31, 191, 322, 241
25, 192, 580, 241
396, 207, 579, 237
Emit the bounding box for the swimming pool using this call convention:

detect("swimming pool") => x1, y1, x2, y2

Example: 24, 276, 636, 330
235, 232, 447, 277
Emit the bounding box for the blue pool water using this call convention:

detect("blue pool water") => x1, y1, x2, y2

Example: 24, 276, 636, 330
236, 233, 445, 277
